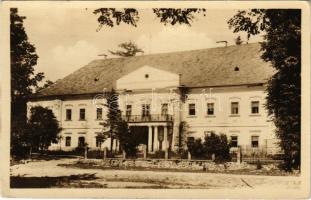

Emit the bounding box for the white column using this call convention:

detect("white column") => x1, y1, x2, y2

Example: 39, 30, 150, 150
148, 126, 152, 152
112, 139, 116, 151
154, 126, 158, 151
163, 126, 168, 150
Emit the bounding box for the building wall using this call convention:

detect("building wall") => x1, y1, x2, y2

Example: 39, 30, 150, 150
27, 85, 277, 153
180, 86, 277, 150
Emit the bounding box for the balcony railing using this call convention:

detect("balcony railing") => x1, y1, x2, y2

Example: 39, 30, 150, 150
122, 114, 173, 123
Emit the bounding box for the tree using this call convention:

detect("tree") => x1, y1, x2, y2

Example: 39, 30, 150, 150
228, 9, 301, 171
109, 41, 144, 57
235, 35, 243, 45
96, 131, 108, 150
26, 106, 62, 153
10, 8, 46, 157
101, 89, 122, 152
36, 80, 54, 92
186, 138, 206, 159
117, 120, 140, 157
178, 121, 190, 151
93, 8, 206, 30
102, 89, 140, 157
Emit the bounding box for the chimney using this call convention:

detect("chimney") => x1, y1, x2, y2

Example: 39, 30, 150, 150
98, 53, 108, 59
216, 41, 228, 47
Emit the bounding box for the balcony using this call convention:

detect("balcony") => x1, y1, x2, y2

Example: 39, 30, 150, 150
122, 114, 173, 123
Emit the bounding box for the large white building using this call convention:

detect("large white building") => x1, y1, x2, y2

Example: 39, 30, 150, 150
27, 43, 279, 154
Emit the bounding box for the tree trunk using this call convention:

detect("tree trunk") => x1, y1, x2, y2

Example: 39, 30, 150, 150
29, 147, 32, 160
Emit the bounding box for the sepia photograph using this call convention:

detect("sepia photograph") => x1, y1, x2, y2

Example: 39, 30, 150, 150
0, 1, 310, 198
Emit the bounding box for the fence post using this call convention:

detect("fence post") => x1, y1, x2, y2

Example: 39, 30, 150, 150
237, 147, 242, 164
122, 150, 126, 159
84, 147, 87, 160
165, 148, 168, 160
103, 147, 107, 160
212, 154, 215, 162
143, 145, 147, 160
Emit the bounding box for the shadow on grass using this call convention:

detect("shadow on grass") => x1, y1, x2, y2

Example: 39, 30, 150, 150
10, 173, 105, 188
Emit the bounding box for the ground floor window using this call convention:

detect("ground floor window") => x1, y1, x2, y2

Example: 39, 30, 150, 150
78, 136, 85, 147
251, 135, 259, 147
230, 136, 238, 147
187, 137, 194, 143
96, 136, 102, 148
204, 131, 215, 136
65, 136, 71, 147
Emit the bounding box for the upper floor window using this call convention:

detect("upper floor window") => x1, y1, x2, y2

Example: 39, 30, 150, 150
80, 108, 86, 120
207, 103, 214, 115
251, 101, 259, 114
96, 108, 103, 120
65, 136, 71, 147
188, 103, 196, 116
126, 105, 132, 116
231, 102, 239, 115
142, 104, 150, 116
161, 103, 168, 115
66, 109, 72, 120
231, 136, 238, 147
251, 135, 259, 148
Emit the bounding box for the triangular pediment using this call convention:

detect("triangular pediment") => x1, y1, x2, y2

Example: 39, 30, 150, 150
116, 65, 180, 90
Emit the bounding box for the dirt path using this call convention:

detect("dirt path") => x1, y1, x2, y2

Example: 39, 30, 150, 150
10, 159, 301, 189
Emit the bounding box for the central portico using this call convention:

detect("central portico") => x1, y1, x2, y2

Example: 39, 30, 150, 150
116, 65, 180, 152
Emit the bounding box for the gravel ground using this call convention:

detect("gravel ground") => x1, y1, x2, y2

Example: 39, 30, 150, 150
10, 158, 301, 189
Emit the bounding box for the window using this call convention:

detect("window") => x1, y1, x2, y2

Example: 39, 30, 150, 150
96, 108, 103, 120
251, 101, 259, 114
66, 109, 72, 120
126, 105, 132, 116
204, 131, 215, 136
142, 104, 150, 116
161, 103, 168, 115
231, 136, 238, 147
96, 136, 102, 148
79, 108, 86, 120
78, 136, 85, 147
207, 103, 214, 115
231, 102, 239, 115
188, 103, 196, 116
187, 137, 194, 143
251, 136, 259, 147
65, 136, 71, 147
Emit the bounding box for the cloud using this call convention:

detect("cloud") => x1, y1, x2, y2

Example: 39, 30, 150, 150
42, 40, 100, 80
135, 26, 218, 54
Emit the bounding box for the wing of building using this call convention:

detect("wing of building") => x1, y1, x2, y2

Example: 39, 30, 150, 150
28, 43, 279, 155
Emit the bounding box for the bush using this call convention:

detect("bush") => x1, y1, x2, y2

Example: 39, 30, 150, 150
186, 138, 207, 159
256, 159, 263, 170
150, 150, 165, 159
169, 149, 188, 159
184, 133, 232, 162
87, 150, 102, 159
204, 133, 231, 163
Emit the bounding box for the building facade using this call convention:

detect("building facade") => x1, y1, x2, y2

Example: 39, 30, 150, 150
27, 43, 279, 154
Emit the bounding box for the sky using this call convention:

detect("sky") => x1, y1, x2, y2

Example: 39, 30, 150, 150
19, 8, 264, 82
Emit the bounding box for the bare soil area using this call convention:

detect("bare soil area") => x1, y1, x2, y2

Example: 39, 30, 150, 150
10, 158, 301, 189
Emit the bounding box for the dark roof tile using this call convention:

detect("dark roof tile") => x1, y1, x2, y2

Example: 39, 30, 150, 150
36, 43, 274, 97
